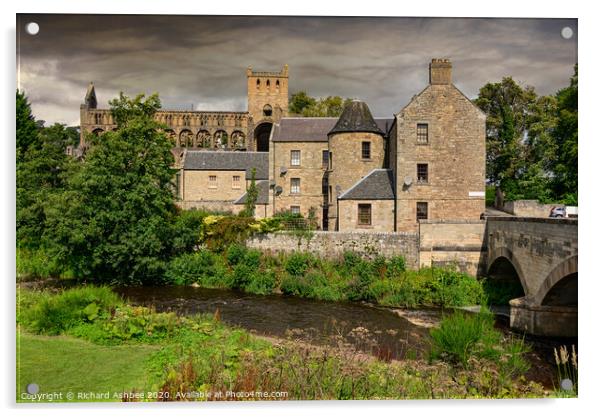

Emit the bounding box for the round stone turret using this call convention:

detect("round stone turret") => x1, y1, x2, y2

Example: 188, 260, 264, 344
326, 100, 386, 230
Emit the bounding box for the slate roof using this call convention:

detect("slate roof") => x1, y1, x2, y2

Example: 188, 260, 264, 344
328, 100, 384, 136
338, 169, 395, 200
183, 151, 268, 180
233, 180, 270, 205
272, 117, 393, 142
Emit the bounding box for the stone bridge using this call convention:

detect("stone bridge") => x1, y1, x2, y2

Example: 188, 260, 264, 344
486, 217, 577, 337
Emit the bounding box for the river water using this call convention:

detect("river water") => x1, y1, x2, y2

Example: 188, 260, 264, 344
113, 286, 575, 389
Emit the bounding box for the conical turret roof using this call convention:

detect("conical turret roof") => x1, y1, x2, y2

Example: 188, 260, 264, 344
328, 100, 384, 136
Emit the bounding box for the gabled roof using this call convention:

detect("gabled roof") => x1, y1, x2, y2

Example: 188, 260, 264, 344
183, 151, 268, 180
233, 180, 270, 205
328, 100, 384, 136
272, 117, 393, 143
338, 169, 395, 200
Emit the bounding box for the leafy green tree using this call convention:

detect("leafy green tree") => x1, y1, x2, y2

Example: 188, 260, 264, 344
241, 168, 258, 217
44, 93, 177, 284
17, 123, 79, 248
16, 90, 40, 162
551, 65, 578, 203
289, 92, 352, 117
289, 91, 316, 115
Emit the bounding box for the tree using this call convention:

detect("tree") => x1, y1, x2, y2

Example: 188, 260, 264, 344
551, 65, 578, 203
16, 90, 40, 162
289, 91, 316, 115
241, 168, 258, 217
289, 92, 352, 117
44, 93, 177, 284
17, 123, 79, 248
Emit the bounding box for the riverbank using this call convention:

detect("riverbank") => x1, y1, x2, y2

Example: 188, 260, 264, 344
17, 285, 554, 401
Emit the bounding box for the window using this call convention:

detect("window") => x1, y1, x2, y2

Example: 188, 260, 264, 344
329, 186, 332, 203
291, 150, 301, 166
232, 175, 241, 189
209, 175, 217, 189
417, 123, 429, 144
322, 150, 329, 170
417, 163, 429, 183
256, 79, 260, 90
290, 206, 300, 215
322, 177, 328, 196
358, 204, 372, 226
290, 178, 301, 194
276, 80, 280, 91
263, 104, 272, 117
361, 141, 371, 159
416, 202, 428, 221
329, 152, 333, 170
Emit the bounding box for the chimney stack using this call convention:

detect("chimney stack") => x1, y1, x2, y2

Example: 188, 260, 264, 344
429, 58, 452, 85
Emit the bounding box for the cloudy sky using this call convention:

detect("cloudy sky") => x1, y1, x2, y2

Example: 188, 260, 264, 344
16, 14, 577, 125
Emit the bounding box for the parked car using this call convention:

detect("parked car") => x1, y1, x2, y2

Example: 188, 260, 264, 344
549, 206, 566, 218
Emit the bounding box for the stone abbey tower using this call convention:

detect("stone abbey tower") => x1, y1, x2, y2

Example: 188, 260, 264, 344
79, 65, 290, 154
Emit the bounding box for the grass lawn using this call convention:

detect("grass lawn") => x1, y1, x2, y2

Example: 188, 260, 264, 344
17, 330, 160, 402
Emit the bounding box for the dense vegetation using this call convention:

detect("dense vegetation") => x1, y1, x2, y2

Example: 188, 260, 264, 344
165, 246, 485, 308
474, 66, 578, 204
17, 287, 547, 401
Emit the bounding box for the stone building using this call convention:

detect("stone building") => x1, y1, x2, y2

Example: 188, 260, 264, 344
79, 65, 289, 153
79, 59, 485, 231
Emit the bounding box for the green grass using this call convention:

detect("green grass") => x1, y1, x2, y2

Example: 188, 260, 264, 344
17, 331, 160, 402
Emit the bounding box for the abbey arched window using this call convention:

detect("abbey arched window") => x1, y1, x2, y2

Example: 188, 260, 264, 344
197, 130, 212, 148
256, 79, 260, 90
263, 104, 273, 117
231, 131, 246, 149
276, 80, 280, 91
266, 79, 270, 90
214, 130, 228, 148
179, 129, 193, 147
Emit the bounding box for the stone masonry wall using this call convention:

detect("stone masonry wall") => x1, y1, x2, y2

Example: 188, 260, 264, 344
419, 220, 487, 276
272, 141, 327, 226
502, 200, 564, 218
338, 200, 395, 232
247, 231, 419, 269
394, 74, 486, 233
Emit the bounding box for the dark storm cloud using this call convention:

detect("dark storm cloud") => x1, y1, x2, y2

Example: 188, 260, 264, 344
17, 14, 577, 125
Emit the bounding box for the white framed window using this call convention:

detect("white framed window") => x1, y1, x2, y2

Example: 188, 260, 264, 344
291, 150, 301, 166
290, 205, 300, 215
417, 123, 429, 144
290, 178, 301, 194
232, 175, 241, 189
209, 175, 217, 189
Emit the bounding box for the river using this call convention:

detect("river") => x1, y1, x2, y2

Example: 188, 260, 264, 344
114, 285, 574, 388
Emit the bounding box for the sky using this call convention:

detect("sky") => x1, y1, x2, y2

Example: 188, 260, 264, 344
16, 14, 578, 126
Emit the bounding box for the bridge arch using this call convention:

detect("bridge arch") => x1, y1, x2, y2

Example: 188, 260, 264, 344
486, 247, 528, 298
533, 255, 578, 306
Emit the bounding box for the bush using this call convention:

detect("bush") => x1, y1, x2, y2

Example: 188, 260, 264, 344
18, 286, 122, 335
164, 251, 227, 287
284, 252, 315, 277
244, 270, 277, 295
429, 308, 501, 366
386, 256, 406, 277
480, 277, 525, 305
170, 209, 211, 254
16, 247, 71, 280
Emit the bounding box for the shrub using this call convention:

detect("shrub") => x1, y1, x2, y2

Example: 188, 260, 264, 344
433, 269, 485, 307
429, 308, 501, 366
284, 252, 315, 277
170, 209, 211, 254
164, 250, 226, 286
480, 277, 525, 305
386, 256, 406, 278
16, 247, 70, 280
18, 286, 122, 335
244, 270, 277, 295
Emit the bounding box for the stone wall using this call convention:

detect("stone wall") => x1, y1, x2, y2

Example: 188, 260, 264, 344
271, 141, 327, 225
338, 199, 395, 232
502, 199, 564, 217
419, 220, 487, 276
247, 231, 419, 269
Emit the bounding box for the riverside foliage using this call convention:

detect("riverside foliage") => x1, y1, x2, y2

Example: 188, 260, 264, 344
17, 287, 545, 401
164, 245, 485, 308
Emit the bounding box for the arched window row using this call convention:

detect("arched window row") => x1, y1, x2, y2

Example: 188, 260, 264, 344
167, 129, 247, 149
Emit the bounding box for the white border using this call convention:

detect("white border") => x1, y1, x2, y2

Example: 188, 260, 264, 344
3, 1, 599, 416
